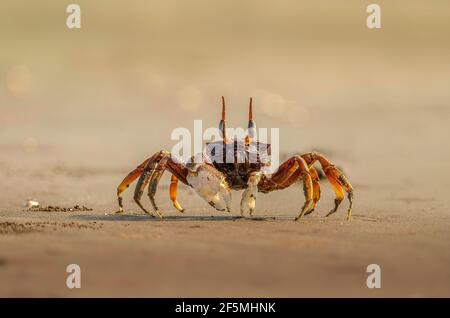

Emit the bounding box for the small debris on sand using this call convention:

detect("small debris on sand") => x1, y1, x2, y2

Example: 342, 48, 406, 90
0, 222, 35, 234
0, 221, 102, 234
24, 199, 39, 209
27, 205, 93, 212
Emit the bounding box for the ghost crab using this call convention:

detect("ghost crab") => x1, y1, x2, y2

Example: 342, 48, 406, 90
116, 97, 354, 221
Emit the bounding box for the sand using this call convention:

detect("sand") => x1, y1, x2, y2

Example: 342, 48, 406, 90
1, 106, 450, 297
1, 0, 450, 297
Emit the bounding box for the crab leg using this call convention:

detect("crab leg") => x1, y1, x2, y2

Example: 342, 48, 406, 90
116, 157, 152, 213
240, 171, 262, 217
116, 150, 189, 216
169, 175, 185, 213
301, 152, 354, 220
304, 166, 321, 216
146, 158, 168, 218
133, 152, 170, 217
293, 157, 314, 221
259, 155, 313, 220
134, 168, 154, 216
325, 176, 345, 218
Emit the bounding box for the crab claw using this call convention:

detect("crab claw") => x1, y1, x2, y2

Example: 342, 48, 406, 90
187, 164, 232, 213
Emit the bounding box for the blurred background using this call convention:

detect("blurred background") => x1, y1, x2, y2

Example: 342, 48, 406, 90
2, 0, 450, 298
1, 0, 450, 210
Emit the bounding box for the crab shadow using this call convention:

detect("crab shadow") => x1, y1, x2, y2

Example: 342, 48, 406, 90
71, 213, 294, 222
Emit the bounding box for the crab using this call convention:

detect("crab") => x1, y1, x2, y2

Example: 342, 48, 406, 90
116, 97, 354, 220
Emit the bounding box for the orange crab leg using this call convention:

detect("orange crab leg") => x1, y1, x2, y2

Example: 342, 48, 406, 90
268, 156, 303, 187
245, 97, 256, 145
326, 176, 345, 217
219, 96, 227, 143
301, 152, 354, 219
116, 157, 151, 213
304, 166, 321, 216
258, 155, 313, 220
169, 175, 185, 213
116, 151, 189, 215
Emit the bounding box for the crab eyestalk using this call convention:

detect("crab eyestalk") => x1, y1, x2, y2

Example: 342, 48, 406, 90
219, 96, 227, 143
246, 97, 256, 144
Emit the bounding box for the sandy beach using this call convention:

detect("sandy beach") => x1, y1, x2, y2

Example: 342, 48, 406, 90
1, 1, 450, 297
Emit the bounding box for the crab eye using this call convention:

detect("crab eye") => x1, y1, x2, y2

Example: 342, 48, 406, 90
247, 97, 257, 140
248, 120, 256, 138
219, 96, 227, 140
